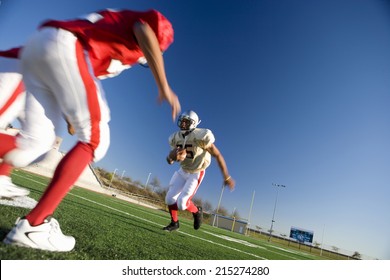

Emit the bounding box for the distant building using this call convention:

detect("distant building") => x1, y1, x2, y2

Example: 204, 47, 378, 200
210, 214, 248, 234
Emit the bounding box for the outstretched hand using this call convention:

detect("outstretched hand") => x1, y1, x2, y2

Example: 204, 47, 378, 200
65, 118, 75, 135
157, 86, 181, 121
224, 176, 236, 191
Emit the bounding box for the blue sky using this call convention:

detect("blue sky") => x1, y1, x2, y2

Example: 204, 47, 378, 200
1, 0, 389, 260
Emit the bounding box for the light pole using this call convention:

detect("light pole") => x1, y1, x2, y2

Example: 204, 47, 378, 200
212, 183, 225, 227
120, 170, 126, 180
232, 207, 236, 217
108, 168, 118, 189
268, 183, 286, 242
246, 190, 256, 236
145, 172, 151, 189
231, 207, 237, 232
320, 224, 325, 256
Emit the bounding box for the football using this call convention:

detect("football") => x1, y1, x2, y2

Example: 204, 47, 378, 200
169, 147, 187, 162
176, 148, 187, 161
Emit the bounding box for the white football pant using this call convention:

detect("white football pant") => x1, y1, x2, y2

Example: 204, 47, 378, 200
4, 27, 110, 168
165, 168, 205, 210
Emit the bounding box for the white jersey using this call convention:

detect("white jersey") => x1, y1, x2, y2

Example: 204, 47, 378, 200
168, 128, 215, 173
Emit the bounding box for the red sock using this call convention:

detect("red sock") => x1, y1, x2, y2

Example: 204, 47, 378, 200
186, 200, 198, 213
0, 162, 13, 176
0, 133, 16, 157
168, 203, 179, 222
26, 142, 94, 226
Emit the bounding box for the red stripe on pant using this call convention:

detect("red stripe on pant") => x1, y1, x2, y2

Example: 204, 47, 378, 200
185, 170, 205, 213
75, 40, 101, 150
0, 81, 24, 115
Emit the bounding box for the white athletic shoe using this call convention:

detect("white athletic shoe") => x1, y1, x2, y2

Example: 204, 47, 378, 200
0, 175, 30, 198
3, 216, 76, 252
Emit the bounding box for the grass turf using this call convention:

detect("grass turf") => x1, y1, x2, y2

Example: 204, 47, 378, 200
0, 170, 322, 260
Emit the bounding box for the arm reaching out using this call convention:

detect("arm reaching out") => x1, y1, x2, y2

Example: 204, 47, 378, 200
133, 21, 181, 121
206, 144, 235, 190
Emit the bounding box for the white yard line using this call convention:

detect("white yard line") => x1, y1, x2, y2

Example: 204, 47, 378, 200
70, 192, 267, 260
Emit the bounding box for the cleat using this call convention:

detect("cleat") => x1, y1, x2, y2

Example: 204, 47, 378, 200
163, 220, 180, 232
3, 216, 75, 252
0, 175, 30, 198
193, 206, 203, 230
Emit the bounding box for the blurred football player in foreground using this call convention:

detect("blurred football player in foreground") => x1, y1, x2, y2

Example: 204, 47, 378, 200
1, 8, 180, 252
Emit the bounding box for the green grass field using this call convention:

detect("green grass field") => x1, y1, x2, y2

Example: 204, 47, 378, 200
0, 170, 324, 260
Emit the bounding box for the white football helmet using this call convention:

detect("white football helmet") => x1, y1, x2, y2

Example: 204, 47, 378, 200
177, 110, 201, 131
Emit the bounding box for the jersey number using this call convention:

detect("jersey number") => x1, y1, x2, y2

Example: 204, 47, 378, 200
176, 144, 194, 159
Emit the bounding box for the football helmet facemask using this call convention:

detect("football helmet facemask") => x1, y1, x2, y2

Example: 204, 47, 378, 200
177, 110, 201, 131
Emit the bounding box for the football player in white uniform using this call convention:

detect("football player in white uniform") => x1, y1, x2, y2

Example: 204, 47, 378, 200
164, 110, 235, 231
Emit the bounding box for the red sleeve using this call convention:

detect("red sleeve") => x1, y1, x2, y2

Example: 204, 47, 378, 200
0, 47, 22, 59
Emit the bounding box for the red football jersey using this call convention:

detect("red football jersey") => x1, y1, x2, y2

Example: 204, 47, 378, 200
40, 9, 174, 78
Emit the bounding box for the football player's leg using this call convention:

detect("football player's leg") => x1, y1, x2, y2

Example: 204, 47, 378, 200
3, 27, 78, 251
4, 91, 58, 168
0, 134, 16, 163
0, 132, 30, 198
0, 73, 25, 130
176, 170, 205, 212
25, 122, 109, 227
1, 89, 59, 201
0, 58, 25, 144
0, 133, 18, 196
0, 73, 26, 188
24, 33, 110, 226
25, 142, 94, 225
0, 133, 28, 198
165, 170, 187, 222
177, 170, 205, 230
